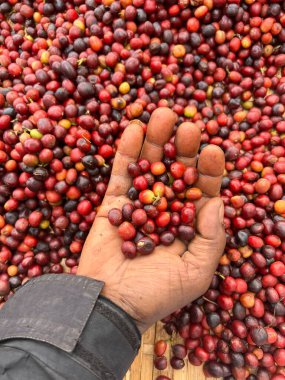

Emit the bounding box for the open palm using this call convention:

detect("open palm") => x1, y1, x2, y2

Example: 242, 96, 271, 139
77, 108, 226, 333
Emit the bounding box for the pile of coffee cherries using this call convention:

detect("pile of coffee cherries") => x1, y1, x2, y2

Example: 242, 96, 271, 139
0, 0, 285, 378
108, 158, 200, 257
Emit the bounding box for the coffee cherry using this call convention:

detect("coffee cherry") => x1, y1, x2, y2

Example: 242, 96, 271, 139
131, 209, 147, 226
139, 190, 155, 204
133, 175, 148, 191
185, 187, 202, 201
170, 162, 186, 179
108, 208, 123, 227
0, 280, 10, 296
151, 162, 166, 176
118, 222, 136, 241
170, 357, 185, 369
154, 356, 167, 370
184, 167, 198, 186
273, 349, 285, 366
178, 225, 195, 242
122, 203, 135, 221
138, 159, 150, 173
250, 327, 268, 346
136, 237, 155, 255
128, 162, 141, 178
154, 340, 167, 356
121, 241, 137, 259
181, 207, 195, 224
153, 182, 165, 197
160, 231, 175, 246
172, 344, 187, 359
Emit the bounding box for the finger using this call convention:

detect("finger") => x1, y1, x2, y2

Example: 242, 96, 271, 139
104, 121, 144, 199
195, 145, 225, 197
175, 122, 201, 167
140, 107, 177, 162
183, 197, 226, 271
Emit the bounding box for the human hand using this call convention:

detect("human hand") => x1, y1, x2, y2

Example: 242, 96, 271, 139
77, 108, 226, 333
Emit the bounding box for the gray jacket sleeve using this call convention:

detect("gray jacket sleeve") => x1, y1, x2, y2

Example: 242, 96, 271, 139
0, 274, 141, 380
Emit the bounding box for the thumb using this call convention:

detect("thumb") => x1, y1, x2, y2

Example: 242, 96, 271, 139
195, 197, 225, 241
183, 197, 226, 272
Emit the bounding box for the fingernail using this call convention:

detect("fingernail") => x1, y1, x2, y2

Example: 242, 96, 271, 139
129, 119, 143, 127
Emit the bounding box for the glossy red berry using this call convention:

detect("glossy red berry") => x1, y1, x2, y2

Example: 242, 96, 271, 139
170, 162, 186, 179
108, 208, 123, 226
118, 222, 136, 241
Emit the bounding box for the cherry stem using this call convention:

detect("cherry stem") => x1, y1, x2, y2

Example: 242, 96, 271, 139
152, 195, 161, 206
203, 296, 218, 306
215, 271, 225, 280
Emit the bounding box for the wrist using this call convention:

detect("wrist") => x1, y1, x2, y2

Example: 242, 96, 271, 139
100, 288, 148, 334
76, 270, 147, 334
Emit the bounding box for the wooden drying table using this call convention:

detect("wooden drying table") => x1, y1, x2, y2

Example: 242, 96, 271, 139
124, 322, 219, 380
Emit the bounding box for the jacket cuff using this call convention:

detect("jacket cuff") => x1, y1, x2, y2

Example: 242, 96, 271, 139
76, 296, 141, 379
0, 274, 141, 379
0, 274, 104, 352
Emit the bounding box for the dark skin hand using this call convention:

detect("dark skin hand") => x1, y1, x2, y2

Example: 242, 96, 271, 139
77, 108, 226, 333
